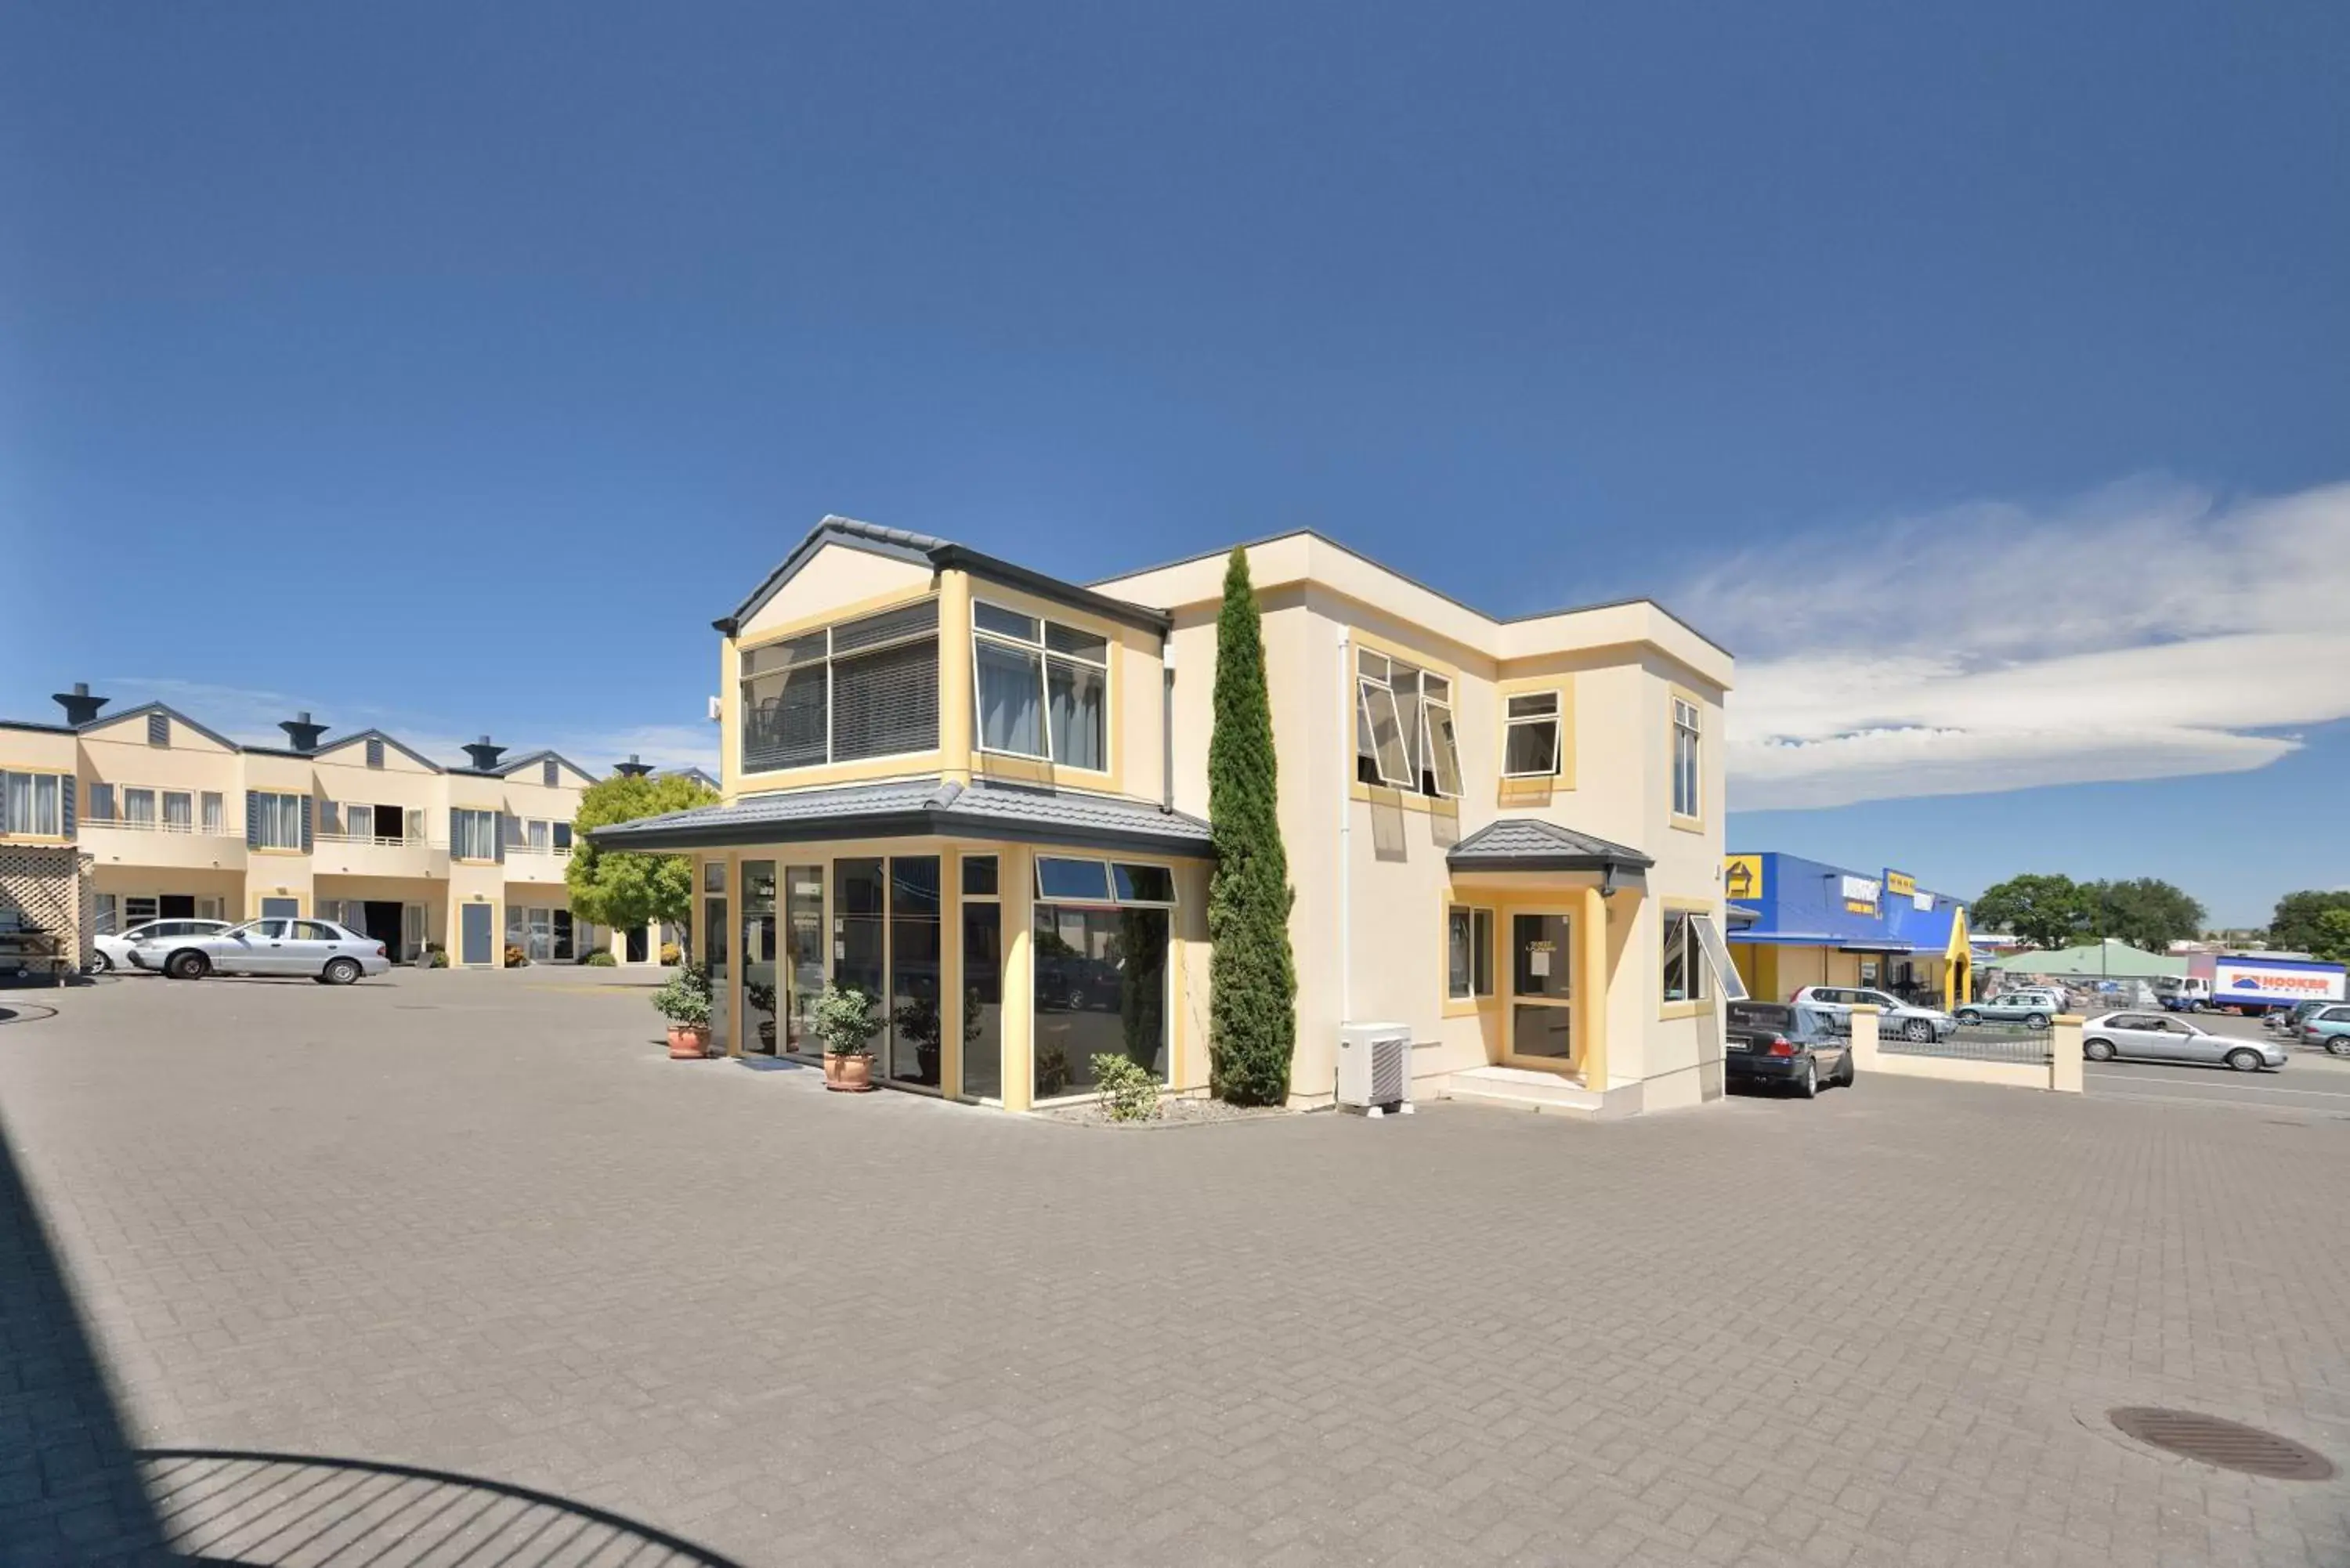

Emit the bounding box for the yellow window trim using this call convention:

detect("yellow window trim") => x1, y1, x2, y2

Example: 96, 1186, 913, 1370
1658, 897, 1719, 1019
735, 584, 942, 653
1438, 894, 1499, 1018
967, 590, 1124, 793
1344, 625, 1467, 806
735, 753, 945, 795
1495, 674, 1576, 796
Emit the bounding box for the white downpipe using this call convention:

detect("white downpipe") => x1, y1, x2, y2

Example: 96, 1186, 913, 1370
1337, 626, 1351, 1029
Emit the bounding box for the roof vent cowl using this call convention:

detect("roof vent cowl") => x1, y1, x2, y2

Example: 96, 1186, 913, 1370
463, 735, 507, 771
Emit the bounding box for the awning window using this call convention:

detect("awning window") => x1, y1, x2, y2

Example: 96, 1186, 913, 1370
1689, 913, 1748, 1002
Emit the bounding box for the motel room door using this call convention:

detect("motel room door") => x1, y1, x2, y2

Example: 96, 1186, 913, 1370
1505, 910, 1576, 1070
460, 903, 494, 966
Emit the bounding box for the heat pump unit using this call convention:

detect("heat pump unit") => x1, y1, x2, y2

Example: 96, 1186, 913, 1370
1337, 1023, 1414, 1116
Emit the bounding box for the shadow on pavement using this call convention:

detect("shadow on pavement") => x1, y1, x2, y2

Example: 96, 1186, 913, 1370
0, 1109, 179, 1564
137, 1450, 746, 1566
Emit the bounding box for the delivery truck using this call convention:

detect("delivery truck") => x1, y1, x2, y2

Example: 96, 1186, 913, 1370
2156, 953, 2347, 1015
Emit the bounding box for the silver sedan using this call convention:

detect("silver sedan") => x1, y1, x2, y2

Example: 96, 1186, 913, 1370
151, 918, 392, 985
2081, 1011, 2288, 1072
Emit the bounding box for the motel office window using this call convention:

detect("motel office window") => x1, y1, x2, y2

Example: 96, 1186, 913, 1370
250, 792, 306, 851
1355, 650, 1462, 797
973, 603, 1108, 770
450, 808, 499, 862
1030, 856, 1176, 1102
1, 771, 63, 836
740, 599, 941, 773
1447, 905, 1495, 1001
1661, 910, 1707, 1004
1672, 698, 1701, 819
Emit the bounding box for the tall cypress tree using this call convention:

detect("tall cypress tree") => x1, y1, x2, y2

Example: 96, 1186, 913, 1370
1206, 547, 1298, 1104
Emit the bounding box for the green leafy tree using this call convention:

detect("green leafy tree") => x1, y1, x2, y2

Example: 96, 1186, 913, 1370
1970, 873, 2092, 950
2308, 908, 2350, 966
2083, 877, 2206, 952
2269, 890, 2350, 955
565, 772, 720, 952
1206, 547, 1298, 1105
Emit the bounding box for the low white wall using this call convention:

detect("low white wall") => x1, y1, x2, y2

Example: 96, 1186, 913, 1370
1849, 1008, 2082, 1095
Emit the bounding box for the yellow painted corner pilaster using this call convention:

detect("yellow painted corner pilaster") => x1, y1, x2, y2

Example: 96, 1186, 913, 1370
1578, 883, 1609, 1092
1000, 845, 1034, 1111
938, 570, 975, 786
942, 847, 965, 1099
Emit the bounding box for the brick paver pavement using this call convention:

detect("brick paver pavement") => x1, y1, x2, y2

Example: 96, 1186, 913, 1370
2, 968, 2345, 1566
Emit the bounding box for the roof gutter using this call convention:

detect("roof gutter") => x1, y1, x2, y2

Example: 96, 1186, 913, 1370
590, 807, 1211, 859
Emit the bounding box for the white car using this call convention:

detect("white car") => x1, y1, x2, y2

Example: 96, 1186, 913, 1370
92, 918, 231, 974
1789, 985, 1958, 1044
2083, 1011, 2288, 1072
149, 918, 392, 985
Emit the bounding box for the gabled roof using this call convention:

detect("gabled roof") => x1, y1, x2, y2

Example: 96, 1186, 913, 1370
490, 748, 599, 784
79, 701, 243, 753
311, 728, 444, 772
1446, 818, 1654, 879
718, 515, 1173, 638
589, 777, 1212, 858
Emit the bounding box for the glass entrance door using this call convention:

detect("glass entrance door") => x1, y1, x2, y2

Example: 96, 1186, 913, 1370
1506, 911, 1574, 1068
741, 861, 778, 1054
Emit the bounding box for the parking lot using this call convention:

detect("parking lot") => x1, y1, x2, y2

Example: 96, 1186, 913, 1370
4, 967, 2347, 1566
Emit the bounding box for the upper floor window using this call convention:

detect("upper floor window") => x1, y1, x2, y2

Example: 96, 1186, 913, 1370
1672, 697, 1701, 818
973, 602, 1108, 770
1, 771, 63, 836
89, 782, 117, 822
450, 807, 499, 861
741, 599, 940, 773
251, 791, 305, 850
1355, 650, 1462, 797
1503, 693, 1563, 779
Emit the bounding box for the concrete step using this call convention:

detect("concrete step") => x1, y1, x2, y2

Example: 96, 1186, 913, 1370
1444, 1064, 1606, 1116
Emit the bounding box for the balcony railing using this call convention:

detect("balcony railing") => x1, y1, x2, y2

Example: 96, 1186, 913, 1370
502, 843, 574, 858
315, 830, 446, 850
83, 817, 242, 839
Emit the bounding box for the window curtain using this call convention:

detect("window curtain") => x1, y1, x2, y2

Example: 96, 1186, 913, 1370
975, 641, 1044, 757
3, 773, 29, 834
1046, 657, 1104, 769
164, 793, 192, 832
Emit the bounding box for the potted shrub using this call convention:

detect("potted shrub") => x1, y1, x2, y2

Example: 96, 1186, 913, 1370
652, 961, 713, 1059
811, 984, 881, 1091
746, 980, 779, 1053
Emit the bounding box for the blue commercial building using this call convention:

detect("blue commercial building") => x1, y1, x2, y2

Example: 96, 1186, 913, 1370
1722, 851, 1972, 1009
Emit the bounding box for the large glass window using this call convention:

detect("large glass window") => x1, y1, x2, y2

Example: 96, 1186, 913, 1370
1672, 698, 1701, 818
973, 602, 1109, 770
125, 788, 157, 827
833, 857, 888, 1041
1032, 906, 1170, 1101
783, 865, 826, 1053
450, 807, 497, 860
703, 867, 729, 1054
887, 858, 942, 1087
741, 861, 779, 1054
740, 599, 941, 773
962, 876, 1003, 1100
1504, 693, 1563, 779
254, 791, 305, 849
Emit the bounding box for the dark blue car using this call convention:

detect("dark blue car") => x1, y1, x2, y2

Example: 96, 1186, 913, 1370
1725, 1000, 1854, 1098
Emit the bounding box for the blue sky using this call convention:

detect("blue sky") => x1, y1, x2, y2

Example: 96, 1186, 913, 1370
2, 2, 2344, 927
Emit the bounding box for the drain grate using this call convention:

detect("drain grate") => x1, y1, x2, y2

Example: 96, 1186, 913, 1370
2109, 1407, 2335, 1480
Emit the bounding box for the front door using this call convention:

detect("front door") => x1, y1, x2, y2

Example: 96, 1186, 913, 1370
461, 903, 494, 966
1506, 911, 1575, 1069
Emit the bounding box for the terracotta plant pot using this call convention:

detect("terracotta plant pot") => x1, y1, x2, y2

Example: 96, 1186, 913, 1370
667, 1023, 710, 1060
824, 1053, 873, 1092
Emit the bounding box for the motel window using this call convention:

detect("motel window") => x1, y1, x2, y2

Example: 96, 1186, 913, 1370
164, 792, 192, 833
740, 598, 941, 773
1447, 905, 1495, 1001
88, 782, 117, 822
201, 792, 224, 834
1672, 698, 1701, 819
1354, 649, 1462, 797
125, 788, 157, 827
252, 791, 306, 851
1, 771, 63, 836
972, 602, 1108, 770
962, 855, 1003, 1100
1030, 854, 1177, 1101
1503, 693, 1563, 779
450, 807, 498, 861
1661, 911, 1706, 1004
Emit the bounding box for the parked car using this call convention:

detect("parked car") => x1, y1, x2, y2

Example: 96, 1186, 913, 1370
1789, 985, 1956, 1044
2267, 999, 2330, 1034
1725, 1001, 1853, 1097
2298, 1005, 2350, 1057
1954, 992, 2059, 1028
2081, 1012, 2287, 1072
92, 918, 230, 974
150, 918, 390, 985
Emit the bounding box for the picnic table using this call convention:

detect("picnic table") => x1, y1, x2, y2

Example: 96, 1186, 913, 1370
0, 927, 74, 985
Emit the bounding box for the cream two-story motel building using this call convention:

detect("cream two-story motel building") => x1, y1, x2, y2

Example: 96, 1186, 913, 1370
0, 687, 689, 966
594, 517, 1742, 1115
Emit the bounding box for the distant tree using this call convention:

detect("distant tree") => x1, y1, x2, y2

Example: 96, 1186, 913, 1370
2083, 878, 2207, 952
1971, 873, 2092, 951
2309, 909, 2350, 966
565, 772, 721, 952
2269, 890, 2350, 955
1206, 546, 1299, 1105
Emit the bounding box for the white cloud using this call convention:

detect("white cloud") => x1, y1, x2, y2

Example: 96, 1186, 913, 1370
1680, 479, 2350, 809
98, 677, 720, 776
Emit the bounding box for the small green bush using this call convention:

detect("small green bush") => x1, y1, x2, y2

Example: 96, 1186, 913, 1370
582, 949, 617, 966
652, 961, 711, 1027
810, 984, 881, 1057
1091, 1053, 1160, 1122
421, 945, 450, 970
